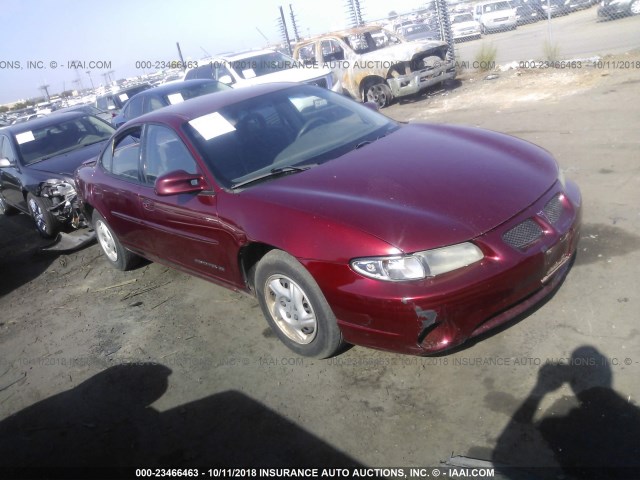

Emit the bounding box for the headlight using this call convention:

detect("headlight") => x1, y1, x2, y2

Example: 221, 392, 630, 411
351, 242, 484, 281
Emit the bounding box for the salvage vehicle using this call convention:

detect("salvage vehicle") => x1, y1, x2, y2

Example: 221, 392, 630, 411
76, 83, 581, 358
474, 0, 518, 33
397, 22, 441, 42
0, 112, 115, 238
598, 0, 640, 17
450, 13, 482, 40
183, 49, 340, 93
95, 84, 152, 123
112, 79, 230, 128
292, 26, 455, 108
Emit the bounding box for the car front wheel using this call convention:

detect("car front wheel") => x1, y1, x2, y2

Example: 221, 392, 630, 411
254, 250, 344, 359
630, 0, 640, 15
365, 82, 393, 108
93, 211, 140, 270
27, 193, 60, 238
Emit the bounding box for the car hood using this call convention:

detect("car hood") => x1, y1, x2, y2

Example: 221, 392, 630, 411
453, 20, 480, 30
26, 141, 107, 178
359, 40, 448, 62
242, 123, 558, 253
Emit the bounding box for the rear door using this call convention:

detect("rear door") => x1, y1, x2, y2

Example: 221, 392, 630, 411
0, 134, 27, 211
93, 126, 152, 253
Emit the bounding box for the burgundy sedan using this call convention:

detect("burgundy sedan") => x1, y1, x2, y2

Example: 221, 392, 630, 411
75, 83, 581, 358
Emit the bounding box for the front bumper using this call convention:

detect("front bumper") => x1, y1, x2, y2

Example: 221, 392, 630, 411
305, 180, 581, 355
387, 61, 457, 97
597, 2, 628, 15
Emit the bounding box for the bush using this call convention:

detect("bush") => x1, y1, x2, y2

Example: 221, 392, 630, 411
474, 43, 497, 71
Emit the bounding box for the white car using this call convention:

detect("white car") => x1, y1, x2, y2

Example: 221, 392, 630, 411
474, 0, 518, 33
451, 13, 482, 41
184, 49, 341, 94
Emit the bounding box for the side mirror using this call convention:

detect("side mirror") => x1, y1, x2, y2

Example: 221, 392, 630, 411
155, 170, 206, 196
363, 101, 380, 112
218, 75, 233, 85
0, 158, 13, 168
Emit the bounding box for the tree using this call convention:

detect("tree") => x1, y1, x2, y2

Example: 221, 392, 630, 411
388, 10, 398, 19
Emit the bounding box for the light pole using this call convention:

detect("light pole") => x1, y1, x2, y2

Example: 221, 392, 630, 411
86, 70, 95, 91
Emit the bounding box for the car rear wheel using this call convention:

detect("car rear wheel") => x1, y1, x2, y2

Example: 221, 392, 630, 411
93, 211, 140, 271
0, 194, 17, 215
365, 82, 393, 108
254, 250, 344, 359
27, 193, 60, 238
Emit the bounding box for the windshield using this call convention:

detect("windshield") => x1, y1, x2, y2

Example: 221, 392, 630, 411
15, 115, 115, 165
183, 85, 399, 189
402, 24, 434, 35
453, 14, 474, 23
230, 52, 300, 80
483, 1, 513, 12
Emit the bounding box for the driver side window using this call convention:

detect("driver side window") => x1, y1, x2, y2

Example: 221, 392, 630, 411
101, 127, 142, 182
141, 125, 198, 186
1, 136, 16, 163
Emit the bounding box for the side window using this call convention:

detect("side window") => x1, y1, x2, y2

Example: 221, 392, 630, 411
1, 136, 16, 163
321, 40, 344, 62
298, 44, 317, 65
148, 96, 165, 112
126, 96, 145, 119
101, 127, 142, 182
213, 64, 235, 84
141, 125, 198, 185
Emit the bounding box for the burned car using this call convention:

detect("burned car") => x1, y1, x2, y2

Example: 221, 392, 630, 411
0, 112, 115, 238
293, 26, 455, 108
75, 84, 581, 358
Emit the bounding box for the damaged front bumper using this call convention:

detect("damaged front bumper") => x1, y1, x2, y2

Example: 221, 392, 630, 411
387, 60, 457, 97
38, 178, 90, 230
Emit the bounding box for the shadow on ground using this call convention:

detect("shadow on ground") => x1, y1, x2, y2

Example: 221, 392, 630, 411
483, 345, 640, 479
0, 364, 362, 471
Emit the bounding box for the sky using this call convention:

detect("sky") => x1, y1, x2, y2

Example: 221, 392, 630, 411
0, 0, 426, 105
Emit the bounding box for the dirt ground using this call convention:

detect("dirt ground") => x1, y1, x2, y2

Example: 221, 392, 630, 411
1, 51, 639, 476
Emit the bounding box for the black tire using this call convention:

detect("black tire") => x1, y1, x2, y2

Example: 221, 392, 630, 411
0, 193, 18, 215
27, 193, 60, 238
92, 210, 140, 271
254, 250, 344, 359
364, 81, 393, 108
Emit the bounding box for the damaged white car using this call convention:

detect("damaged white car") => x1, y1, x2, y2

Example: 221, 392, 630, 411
0, 112, 115, 241
293, 26, 456, 108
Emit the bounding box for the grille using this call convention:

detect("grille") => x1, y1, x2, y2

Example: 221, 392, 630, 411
503, 219, 543, 249
543, 194, 563, 225
306, 78, 328, 89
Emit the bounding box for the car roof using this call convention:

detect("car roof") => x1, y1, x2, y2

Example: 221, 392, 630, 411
125, 82, 300, 127
214, 49, 279, 61
2, 111, 88, 135
98, 83, 151, 98
299, 25, 392, 44
130, 79, 219, 98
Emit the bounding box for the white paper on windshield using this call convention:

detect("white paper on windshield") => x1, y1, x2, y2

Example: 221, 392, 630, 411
119, 93, 129, 102
16, 131, 35, 144
167, 93, 184, 105
188, 112, 235, 141
242, 68, 256, 79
